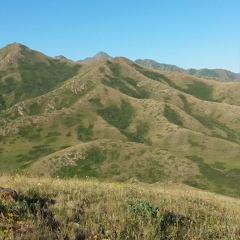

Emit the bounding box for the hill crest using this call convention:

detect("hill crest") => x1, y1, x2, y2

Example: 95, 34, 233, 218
135, 58, 240, 82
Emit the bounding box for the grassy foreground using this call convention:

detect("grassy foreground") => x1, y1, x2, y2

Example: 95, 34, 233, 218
0, 176, 240, 239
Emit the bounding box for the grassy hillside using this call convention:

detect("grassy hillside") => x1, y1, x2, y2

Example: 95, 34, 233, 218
135, 59, 240, 82
1, 176, 240, 239
1, 44, 240, 198
0, 43, 80, 109
135, 59, 185, 73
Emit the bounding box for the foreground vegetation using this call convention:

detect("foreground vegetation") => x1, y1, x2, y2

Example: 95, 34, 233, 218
1, 176, 240, 239
2, 45, 240, 201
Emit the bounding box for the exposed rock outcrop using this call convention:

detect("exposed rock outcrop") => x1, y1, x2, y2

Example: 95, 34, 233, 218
0, 187, 18, 201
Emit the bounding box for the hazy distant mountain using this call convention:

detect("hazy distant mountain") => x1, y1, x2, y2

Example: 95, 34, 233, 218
78, 51, 112, 62
186, 68, 240, 81
135, 59, 185, 73
2, 43, 240, 197
135, 59, 240, 82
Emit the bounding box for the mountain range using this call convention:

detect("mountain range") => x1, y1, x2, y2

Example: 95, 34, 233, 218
60, 50, 240, 82
1, 43, 240, 198
135, 59, 240, 82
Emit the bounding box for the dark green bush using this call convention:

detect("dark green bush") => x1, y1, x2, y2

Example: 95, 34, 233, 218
164, 105, 183, 126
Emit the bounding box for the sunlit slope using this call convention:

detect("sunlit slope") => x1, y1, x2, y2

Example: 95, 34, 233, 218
0, 43, 80, 109
1, 50, 240, 197
1, 176, 240, 239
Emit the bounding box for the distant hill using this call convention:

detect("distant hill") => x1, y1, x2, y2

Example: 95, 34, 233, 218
187, 68, 240, 81
135, 59, 240, 82
78, 51, 112, 62
2, 43, 240, 198
135, 59, 185, 73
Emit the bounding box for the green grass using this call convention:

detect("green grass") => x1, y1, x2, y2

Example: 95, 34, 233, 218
188, 138, 206, 150
135, 167, 165, 183
88, 97, 103, 107
97, 100, 134, 130
45, 131, 61, 138
178, 94, 192, 113
210, 161, 226, 170
185, 155, 240, 197
179, 94, 239, 143
29, 102, 41, 115
132, 63, 165, 83
76, 122, 93, 141
133, 63, 216, 102
16, 59, 79, 102
103, 61, 150, 99
1, 48, 80, 108
55, 89, 92, 110
166, 78, 214, 102
1, 176, 240, 239
62, 114, 82, 128
2, 54, 240, 204
17, 124, 43, 141
184, 81, 214, 101
102, 76, 150, 99
106, 60, 121, 77
0, 148, 4, 154
55, 147, 106, 178
163, 105, 183, 126
16, 145, 54, 165
0, 94, 5, 110
124, 122, 152, 145
97, 100, 151, 144
0, 77, 16, 94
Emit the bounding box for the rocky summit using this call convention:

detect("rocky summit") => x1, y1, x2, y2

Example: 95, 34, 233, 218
78, 51, 112, 62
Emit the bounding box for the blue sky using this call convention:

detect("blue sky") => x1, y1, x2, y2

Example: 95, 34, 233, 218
1, 0, 239, 72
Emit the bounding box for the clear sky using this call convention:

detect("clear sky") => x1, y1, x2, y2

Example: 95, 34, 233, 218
1, 0, 239, 72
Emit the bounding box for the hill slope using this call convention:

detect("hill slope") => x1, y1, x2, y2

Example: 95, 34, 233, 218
1, 44, 240, 197
135, 59, 240, 82
1, 176, 240, 239
0, 43, 80, 109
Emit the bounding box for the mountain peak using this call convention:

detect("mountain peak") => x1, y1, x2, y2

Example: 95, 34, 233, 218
0, 42, 26, 65
78, 51, 112, 62
54, 55, 67, 60
93, 51, 111, 60
5, 42, 23, 48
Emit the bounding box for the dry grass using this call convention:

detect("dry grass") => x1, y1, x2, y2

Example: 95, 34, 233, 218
1, 175, 240, 239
